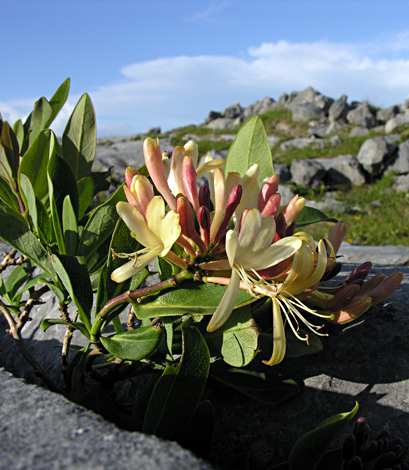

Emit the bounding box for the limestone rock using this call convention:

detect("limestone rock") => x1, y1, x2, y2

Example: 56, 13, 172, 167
393, 174, 409, 192
288, 103, 325, 122
274, 163, 291, 184
349, 127, 370, 137
347, 103, 377, 128
290, 159, 326, 186
221, 101, 243, 119
204, 117, 241, 130
329, 94, 350, 121
317, 154, 366, 186
357, 136, 398, 175
280, 137, 323, 151
385, 113, 409, 133
285, 86, 333, 112
305, 198, 350, 213
376, 105, 400, 123
385, 139, 409, 175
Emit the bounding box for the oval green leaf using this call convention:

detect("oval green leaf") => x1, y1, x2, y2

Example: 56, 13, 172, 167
224, 115, 274, 186
132, 280, 255, 320
100, 326, 164, 361
295, 206, 338, 228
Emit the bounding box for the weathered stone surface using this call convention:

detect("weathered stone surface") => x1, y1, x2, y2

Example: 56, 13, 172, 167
349, 126, 370, 137
385, 113, 409, 133
290, 159, 326, 186
357, 136, 398, 175
146, 126, 161, 135
204, 111, 221, 124
274, 163, 291, 184
0, 369, 214, 470
385, 139, 409, 175
277, 184, 295, 205
393, 174, 409, 192
243, 96, 278, 118
286, 86, 333, 112
305, 198, 350, 213
376, 105, 400, 123
267, 135, 281, 148
329, 134, 341, 147
329, 94, 350, 121
347, 103, 377, 128
317, 154, 366, 186
221, 101, 243, 119
94, 137, 172, 175
288, 103, 325, 121
204, 117, 241, 130
280, 137, 323, 151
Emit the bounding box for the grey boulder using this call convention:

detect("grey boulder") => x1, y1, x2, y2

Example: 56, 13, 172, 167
328, 94, 350, 121
357, 136, 398, 175
385, 113, 409, 133
347, 103, 377, 128
290, 159, 326, 186
317, 154, 366, 186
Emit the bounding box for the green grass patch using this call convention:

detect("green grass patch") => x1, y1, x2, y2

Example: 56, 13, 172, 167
303, 174, 409, 246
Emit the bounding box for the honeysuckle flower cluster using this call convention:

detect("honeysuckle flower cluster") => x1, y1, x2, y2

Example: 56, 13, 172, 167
111, 137, 403, 366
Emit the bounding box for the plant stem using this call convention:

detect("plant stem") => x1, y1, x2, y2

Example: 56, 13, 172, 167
90, 269, 194, 344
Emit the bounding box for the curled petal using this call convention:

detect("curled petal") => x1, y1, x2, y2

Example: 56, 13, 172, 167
263, 298, 286, 366
207, 269, 241, 332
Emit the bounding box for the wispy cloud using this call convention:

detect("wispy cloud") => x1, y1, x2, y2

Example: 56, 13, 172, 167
3, 36, 409, 136
183, 1, 232, 24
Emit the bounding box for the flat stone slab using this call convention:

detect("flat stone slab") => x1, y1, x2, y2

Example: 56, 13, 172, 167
0, 369, 214, 470
338, 242, 409, 265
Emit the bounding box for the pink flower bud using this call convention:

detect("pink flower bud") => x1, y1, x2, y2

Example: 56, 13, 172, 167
199, 184, 211, 211
182, 155, 200, 214
176, 196, 206, 254
261, 193, 281, 218
364, 271, 403, 306
143, 137, 176, 210
327, 222, 347, 254
168, 146, 185, 196
125, 167, 139, 189
258, 174, 279, 212
214, 184, 242, 244
329, 296, 372, 324
279, 195, 306, 228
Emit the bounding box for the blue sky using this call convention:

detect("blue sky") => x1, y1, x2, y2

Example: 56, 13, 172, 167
1, 0, 409, 136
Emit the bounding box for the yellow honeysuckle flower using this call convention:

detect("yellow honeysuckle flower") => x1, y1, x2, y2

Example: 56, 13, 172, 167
206, 209, 302, 332
111, 196, 181, 283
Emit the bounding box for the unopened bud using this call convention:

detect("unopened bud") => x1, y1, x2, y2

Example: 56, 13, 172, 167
345, 456, 363, 470
182, 155, 200, 214
354, 418, 370, 449
125, 167, 139, 189
258, 174, 279, 212
197, 206, 211, 247
214, 184, 242, 244
184, 140, 199, 167
199, 184, 211, 211
261, 193, 281, 217
365, 271, 403, 306
342, 434, 357, 462
327, 221, 347, 254
279, 195, 306, 228
143, 138, 176, 210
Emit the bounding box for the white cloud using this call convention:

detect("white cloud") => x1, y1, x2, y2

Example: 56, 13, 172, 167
3, 37, 409, 136
183, 1, 232, 24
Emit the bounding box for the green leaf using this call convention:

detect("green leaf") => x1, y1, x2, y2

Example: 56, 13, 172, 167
12, 119, 24, 151
0, 205, 56, 278
19, 172, 38, 232
23, 97, 53, 152
48, 152, 79, 220
11, 272, 48, 304
35, 196, 52, 245
178, 400, 215, 459
0, 176, 19, 210
50, 254, 93, 330
204, 305, 259, 367
224, 116, 274, 186
68, 344, 90, 403
62, 93, 96, 181
77, 176, 94, 220
288, 403, 359, 470
132, 280, 255, 320
157, 256, 173, 282
78, 183, 126, 261
100, 326, 164, 361
95, 217, 140, 317
90, 168, 112, 196
1, 121, 19, 180
19, 129, 53, 202
41, 318, 90, 340
4, 264, 28, 302
45, 78, 70, 128
295, 206, 338, 228
142, 325, 210, 441
209, 366, 300, 405
62, 195, 78, 256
